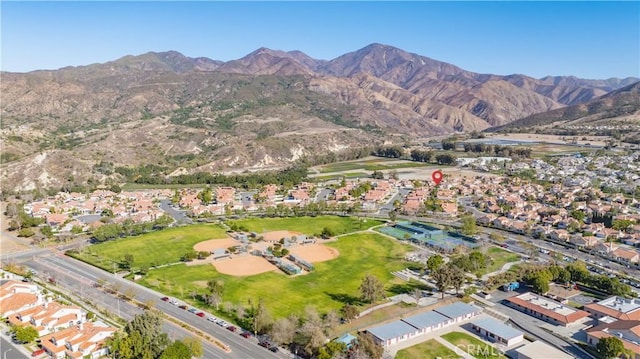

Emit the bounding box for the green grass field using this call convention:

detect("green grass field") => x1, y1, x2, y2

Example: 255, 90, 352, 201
139, 232, 412, 318
441, 332, 504, 358
227, 216, 382, 235
317, 159, 432, 174
484, 247, 521, 274
395, 339, 461, 359
73, 224, 229, 270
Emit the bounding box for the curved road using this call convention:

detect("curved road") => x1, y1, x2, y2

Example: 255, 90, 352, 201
21, 254, 284, 359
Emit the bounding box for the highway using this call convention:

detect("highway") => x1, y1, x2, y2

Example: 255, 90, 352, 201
20, 254, 286, 359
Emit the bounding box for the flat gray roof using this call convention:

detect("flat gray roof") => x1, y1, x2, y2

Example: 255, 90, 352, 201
367, 320, 418, 341
435, 302, 481, 319
402, 311, 448, 329
471, 317, 523, 340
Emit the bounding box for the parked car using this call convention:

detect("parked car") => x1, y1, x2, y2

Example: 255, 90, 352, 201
160, 297, 169, 302
258, 341, 271, 348
216, 320, 228, 327
226, 325, 237, 332
187, 308, 197, 313
240, 331, 251, 338
269, 346, 279, 353
178, 304, 187, 310
206, 316, 217, 322
31, 349, 46, 357
196, 312, 205, 318
169, 298, 179, 305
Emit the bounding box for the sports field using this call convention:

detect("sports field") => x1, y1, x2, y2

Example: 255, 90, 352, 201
72, 224, 229, 270
139, 231, 412, 318
227, 215, 382, 235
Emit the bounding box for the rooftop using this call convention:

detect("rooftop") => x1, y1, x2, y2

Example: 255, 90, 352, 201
435, 302, 482, 319
514, 341, 573, 359
402, 311, 448, 329
597, 297, 640, 314
507, 292, 589, 324
367, 320, 418, 341
471, 317, 523, 340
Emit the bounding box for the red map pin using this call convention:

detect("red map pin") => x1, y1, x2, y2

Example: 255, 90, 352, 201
432, 170, 443, 185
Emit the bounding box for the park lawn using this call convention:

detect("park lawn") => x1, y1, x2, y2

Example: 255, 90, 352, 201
395, 339, 461, 359
227, 216, 382, 235
318, 159, 431, 174
74, 224, 228, 270
139, 232, 412, 318
484, 247, 521, 274
441, 332, 504, 359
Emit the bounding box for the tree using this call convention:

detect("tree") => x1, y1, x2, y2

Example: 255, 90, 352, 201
371, 170, 384, 179
252, 299, 273, 335
318, 341, 347, 359
122, 254, 134, 270
449, 266, 466, 294
596, 336, 626, 359
426, 254, 444, 272
12, 325, 38, 343
321, 226, 335, 239
388, 210, 397, 222
432, 266, 452, 298
40, 225, 54, 239
270, 316, 297, 346
298, 306, 328, 355
342, 304, 360, 322
160, 340, 191, 359
359, 273, 385, 303
529, 270, 552, 294
182, 337, 203, 358
120, 310, 170, 359
460, 215, 478, 236
356, 332, 384, 359
206, 279, 225, 310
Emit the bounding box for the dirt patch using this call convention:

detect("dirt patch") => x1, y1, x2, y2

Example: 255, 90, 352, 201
289, 244, 339, 263
193, 238, 238, 252
212, 256, 277, 276
262, 230, 303, 242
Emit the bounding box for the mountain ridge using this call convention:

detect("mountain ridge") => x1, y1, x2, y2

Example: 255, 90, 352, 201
1, 43, 638, 192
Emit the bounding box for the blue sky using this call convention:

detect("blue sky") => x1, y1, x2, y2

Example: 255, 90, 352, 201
2, 1, 638, 79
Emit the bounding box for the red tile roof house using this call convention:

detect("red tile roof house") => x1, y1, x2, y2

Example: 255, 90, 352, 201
584, 297, 640, 321
0, 280, 43, 318
40, 322, 116, 359
586, 320, 640, 359
505, 292, 590, 327
8, 301, 85, 336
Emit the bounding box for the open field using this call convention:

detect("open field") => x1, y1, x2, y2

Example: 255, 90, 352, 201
441, 332, 504, 358
227, 216, 382, 235
71, 224, 228, 270
139, 232, 413, 318
484, 247, 521, 274
310, 172, 371, 181
313, 157, 433, 174
395, 339, 461, 359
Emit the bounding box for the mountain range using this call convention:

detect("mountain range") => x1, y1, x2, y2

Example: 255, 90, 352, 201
1, 43, 638, 192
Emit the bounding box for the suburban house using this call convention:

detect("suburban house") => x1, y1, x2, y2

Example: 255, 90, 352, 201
505, 292, 590, 327
514, 341, 573, 359
612, 248, 640, 265
8, 301, 85, 336
40, 322, 117, 359
470, 317, 524, 347
0, 280, 43, 318
586, 320, 640, 359
584, 297, 640, 321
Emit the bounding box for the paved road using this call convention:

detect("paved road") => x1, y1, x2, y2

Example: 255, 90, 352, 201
21, 254, 285, 359
159, 199, 193, 225
0, 336, 30, 359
